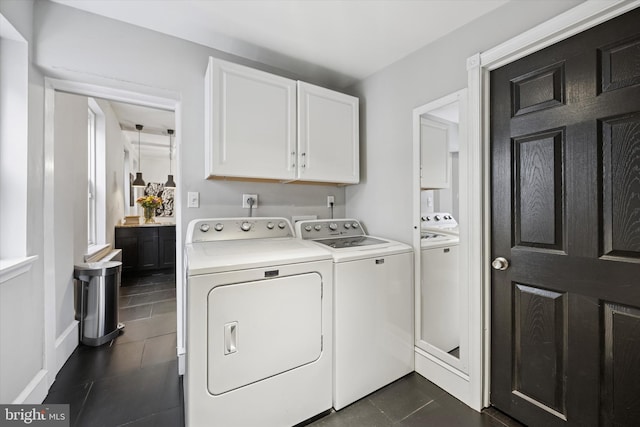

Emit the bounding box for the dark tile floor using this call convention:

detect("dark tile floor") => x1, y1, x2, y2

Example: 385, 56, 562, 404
44, 271, 182, 427
45, 271, 522, 427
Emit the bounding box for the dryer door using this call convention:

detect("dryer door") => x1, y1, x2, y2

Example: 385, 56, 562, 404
208, 272, 323, 395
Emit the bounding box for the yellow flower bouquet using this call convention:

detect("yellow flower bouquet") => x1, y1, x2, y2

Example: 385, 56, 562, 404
136, 195, 163, 223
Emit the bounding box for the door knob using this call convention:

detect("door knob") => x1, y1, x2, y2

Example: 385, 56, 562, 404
492, 257, 509, 271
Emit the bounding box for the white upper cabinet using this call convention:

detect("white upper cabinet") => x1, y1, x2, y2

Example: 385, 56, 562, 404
205, 57, 359, 184
420, 116, 451, 189
297, 82, 359, 184
205, 57, 297, 180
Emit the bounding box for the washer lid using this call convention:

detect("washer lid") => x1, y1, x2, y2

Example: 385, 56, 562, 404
186, 238, 331, 276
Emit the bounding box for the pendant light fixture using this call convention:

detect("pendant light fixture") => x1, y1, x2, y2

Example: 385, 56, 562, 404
164, 129, 176, 189
132, 124, 146, 187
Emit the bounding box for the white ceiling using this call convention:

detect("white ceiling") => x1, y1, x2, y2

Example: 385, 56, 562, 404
52, 0, 509, 87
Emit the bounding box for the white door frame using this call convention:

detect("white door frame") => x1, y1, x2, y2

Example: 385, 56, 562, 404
466, 0, 640, 408
43, 78, 183, 388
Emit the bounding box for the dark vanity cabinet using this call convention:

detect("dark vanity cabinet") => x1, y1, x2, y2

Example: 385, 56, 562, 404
115, 225, 176, 273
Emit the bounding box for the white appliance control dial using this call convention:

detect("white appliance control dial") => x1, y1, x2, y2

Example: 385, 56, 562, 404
352, 223, 359, 228
314, 225, 322, 231
241, 222, 252, 232
344, 223, 351, 229
214, 223, 224, 232
266, 222, 275, 230
329, 223, 338, 231
200, 224, 210, 232
305, 225, 312, 232
434, 215, 441, 221
278, 222, 286, 229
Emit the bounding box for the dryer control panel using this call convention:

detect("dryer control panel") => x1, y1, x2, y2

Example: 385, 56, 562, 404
186, 217, 293, 243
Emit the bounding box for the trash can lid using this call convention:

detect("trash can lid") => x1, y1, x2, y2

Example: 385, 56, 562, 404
74, 261, 122, 277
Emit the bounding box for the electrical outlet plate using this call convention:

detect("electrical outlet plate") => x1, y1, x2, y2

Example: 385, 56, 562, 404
327, 195, 335, 207
242, 194, 258, 208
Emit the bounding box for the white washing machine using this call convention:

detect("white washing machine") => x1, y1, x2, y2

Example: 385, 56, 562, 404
184, 217, 333, 427
295, 219, 414, 411
420, 213, 460, 354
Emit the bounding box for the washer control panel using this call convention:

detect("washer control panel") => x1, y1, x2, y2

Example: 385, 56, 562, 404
420, 212, 457, 228
187, 217, 293, 243
296, 219, 364, 240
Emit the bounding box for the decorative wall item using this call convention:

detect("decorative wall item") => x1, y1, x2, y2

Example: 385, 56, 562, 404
144, 182, 174, 217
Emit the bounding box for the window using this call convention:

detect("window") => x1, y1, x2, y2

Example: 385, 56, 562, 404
87, 107, 97, 246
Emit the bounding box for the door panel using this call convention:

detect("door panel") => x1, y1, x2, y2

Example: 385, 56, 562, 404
490, 8, 640, 426
207, 273, 322, 395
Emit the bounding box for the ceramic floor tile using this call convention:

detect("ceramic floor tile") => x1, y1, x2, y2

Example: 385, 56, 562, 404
141, 333, 177, 368
113, 318, 152, 345
116, 406, 184, 427
127, 289, 176, 307
482, 407, 526, 427
308, 398, 392, 427
398, 394, 503, 427
367, 373, 441, 423
75, 360, 180, 427
151, 299, 176, 316
147, 312, 177, 337
120, 282, 175, 297
43, 381, 93, 427
120, 304, 153, 321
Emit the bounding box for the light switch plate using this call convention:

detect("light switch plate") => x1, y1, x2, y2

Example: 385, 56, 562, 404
188, 192, 199, 208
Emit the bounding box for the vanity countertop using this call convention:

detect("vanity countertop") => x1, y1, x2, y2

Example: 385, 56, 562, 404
116, 223, 175, 228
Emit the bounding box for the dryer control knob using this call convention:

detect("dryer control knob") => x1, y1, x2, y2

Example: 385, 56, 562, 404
213, 223, 224, 232
304, 225, 312, 232
278, 222, 287, 229
434, 215, 441, 221
266, 222, 275, 230
352, 223, 359, 228
329, 223, 338, 231
241, 222, 252, 232
200, 224, 210, 232
314, 224, 322, 231
344, 223, 351, 229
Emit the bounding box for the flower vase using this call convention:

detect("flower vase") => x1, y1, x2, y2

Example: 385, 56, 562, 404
143, 206, 156, 224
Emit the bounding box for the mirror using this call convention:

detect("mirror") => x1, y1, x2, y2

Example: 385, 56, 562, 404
413, 89, 468, 374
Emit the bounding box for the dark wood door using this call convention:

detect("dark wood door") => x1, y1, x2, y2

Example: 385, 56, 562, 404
490, 8, 640, 426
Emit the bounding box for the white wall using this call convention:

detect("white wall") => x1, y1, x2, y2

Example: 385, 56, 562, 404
345, 0, 583, 243
53, 92, 87, 337
0, 0, 48, 404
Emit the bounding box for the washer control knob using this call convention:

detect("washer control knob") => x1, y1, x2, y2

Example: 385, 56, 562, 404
344, 223, 351, 229
352, 222, 359, 228
266, 222, 275, 230
304, 225, 312, 232
278, 222, 287, 230
314, 224, 322, 231
434, 215, 441, 221
200, 223, 210, 232
213, 223, 224, 232
241, 222, 252, 232
329, 223, 338, 231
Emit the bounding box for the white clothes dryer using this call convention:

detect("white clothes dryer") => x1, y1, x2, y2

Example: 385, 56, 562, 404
185, 217, 333, 427
295, 219, 414, 411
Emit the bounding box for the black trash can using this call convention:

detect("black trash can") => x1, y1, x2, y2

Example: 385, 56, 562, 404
73, 261, 124, 346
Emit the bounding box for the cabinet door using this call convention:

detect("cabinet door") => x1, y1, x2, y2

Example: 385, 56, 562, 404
205, 57, 297, 180
420, 117, 450, 189
115, 232, 139, 273
158, 226, 176, 269
138, 228, 159, 270
297, 82, 359, 184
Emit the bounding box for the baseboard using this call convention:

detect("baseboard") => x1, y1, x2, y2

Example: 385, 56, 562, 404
12, 370, 49, 404
55, 320, 79, 374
